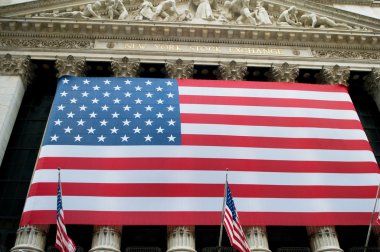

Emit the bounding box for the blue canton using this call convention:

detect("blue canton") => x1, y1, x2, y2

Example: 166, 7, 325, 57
226, 183, 237, 221
44, 77, 181, 145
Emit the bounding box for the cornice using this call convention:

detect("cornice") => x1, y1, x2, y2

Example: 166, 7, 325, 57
0, 18, 379, 51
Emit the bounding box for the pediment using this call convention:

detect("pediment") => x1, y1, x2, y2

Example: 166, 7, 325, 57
0, 0, 379, 32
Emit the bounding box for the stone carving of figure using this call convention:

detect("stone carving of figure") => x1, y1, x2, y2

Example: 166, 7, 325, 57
106, 0, 129, 19
40, 1, 102, 19
222, 0, 256, 25
136, 0, 156, 20
136, 0, 179, 21
189, 0, 217, 20
253, 1, 272, 25
300, 13, 352, 29
276, 6, 301, 26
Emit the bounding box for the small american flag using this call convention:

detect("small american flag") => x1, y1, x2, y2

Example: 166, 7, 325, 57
223, 183, 250, 252
55, 170, 76, 252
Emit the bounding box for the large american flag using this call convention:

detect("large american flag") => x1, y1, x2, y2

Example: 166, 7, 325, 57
21, 77, 379, 226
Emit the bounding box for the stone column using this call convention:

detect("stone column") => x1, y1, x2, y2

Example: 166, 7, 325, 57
269, 62, 299, 82
0, 54, 32, 166
306, 65, 349, 252
55, 55, 86, 78
244, 226, 270, 252
165, 59, 195, 252
364, 68, 380, 112
216, 60, 247, 80
11, 225, 49, 252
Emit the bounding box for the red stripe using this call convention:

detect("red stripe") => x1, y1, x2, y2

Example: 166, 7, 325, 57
181, 114, 362, 129
178, 79, 349, 93
36, 157, 379, 173
28, 183, 379, 198
20, 211, 374, 226
180, 95, 355, 110
182, 135, 371, 150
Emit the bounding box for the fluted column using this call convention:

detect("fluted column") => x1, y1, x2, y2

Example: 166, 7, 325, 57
317, 65, 350, 86
364, 68, 380, 112
307, 226, 342, 252
165, 60, 196, 252
89, 226, 123, 252
0, 54, 32, 166
245, 226, 271, 252
269, 62, 299, 82
11, 225, 49, 252
217, 60, 247, 80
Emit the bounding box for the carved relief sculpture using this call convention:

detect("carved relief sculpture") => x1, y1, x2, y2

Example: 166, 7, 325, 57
222, 0, 256, 25
40, 1, 102, 19
189, 0, 217, 21
106, 0, 129, 20
277, 6, 302, 27
300, 13, 352, 29
136, 0, 179, 21
253, 1, 272, 25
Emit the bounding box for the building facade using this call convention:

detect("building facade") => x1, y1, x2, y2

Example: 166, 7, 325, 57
0, 0, 380, 251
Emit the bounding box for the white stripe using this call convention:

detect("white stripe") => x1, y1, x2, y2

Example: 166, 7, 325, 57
182, 123, 367, 140
178, 86, 351, 102
180, 104, 359, 120
23, 196, 376, 212
39, 145, 376, 162
31, 170, 380, 186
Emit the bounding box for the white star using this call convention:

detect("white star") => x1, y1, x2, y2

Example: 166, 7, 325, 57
82, 91, 89, 97
79, 105, 87, 111
134, 112, 142, 118
104, 79, 111, 85
50, 134, 59, 141
87, 127, 96, 134
57, 105, 65, 111
93, 85, 100, 91
145, 119, 153, 126
60, 91, 68, 97
135, 85, 142, 91
145, 80, 152, 85
62, 78, 69, 84
72, 85, 79, 90
74, 134, 82, 142
166, 81, 173, 86
156, 112, 164, 118
77, 119, 85, 126
92, 98, 99, 104
167, 92, 175, 98
103, 91, 110, 97
110, 127, 119, 134
146, 92, 153, 98
112, 112, 119, 118
144, 134, 153, 142
133, 127, 142, 133
64, 126, 72, 133
168, 119, 176, 126
89, 112, 97, 118
156, 86, 163, 92
145, 105, 153, 111
156, 127, 164, 133
101, 105, 109, 111
54, 119, 62, 126
135, 98, 143, 104
113, 98, 121, 104
157, 99, 164, 104
100, 119, 108, 126
98, 135, 106, 142
167, 105, 175, 111
123, 105, 131, 111
83, 79, 90, 84
168, 134, 176, 142
124, 79, 132, 85
121, 135, 129, 142
67, 112, 75, 118
122, 119, 131, 126
70, 98, 77, 104
114, 85, 121, 91
124, 92, 132, 97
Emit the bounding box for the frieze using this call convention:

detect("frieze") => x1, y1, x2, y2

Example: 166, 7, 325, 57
312, 49, 380, 60
0, 38, 93, 49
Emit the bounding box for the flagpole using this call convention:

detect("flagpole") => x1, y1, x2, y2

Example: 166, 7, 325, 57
218, 169, 228, 251
364, 182, 380, 249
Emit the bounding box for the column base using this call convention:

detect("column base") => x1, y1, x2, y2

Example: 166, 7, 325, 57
89, 246, 121, 252
250, 248, 271, 252
10, 245, 45, 252
313, 247, 343, 252
167, 247, 196, 252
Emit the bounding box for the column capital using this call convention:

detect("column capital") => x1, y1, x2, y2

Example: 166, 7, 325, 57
165, 59, 194, 79
307, 226, 343, 252
317, 65, 350, 86
11, 225, 49, 252
364, 68, 380, 96
111, 57, 140, 77
269, 62, 299, 82
217, 61, 247, 81
55, 55, 86, 78
0, 54, 33, 86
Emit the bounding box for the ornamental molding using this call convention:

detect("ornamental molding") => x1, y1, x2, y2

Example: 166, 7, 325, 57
0, 38, 93, 49
312, 49, 380, 60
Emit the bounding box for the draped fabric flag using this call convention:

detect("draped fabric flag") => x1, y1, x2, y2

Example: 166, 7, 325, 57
223, 183, 250, 252
56, 171, 76, 252
20, 76, 379, 226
